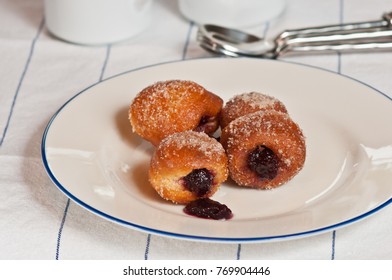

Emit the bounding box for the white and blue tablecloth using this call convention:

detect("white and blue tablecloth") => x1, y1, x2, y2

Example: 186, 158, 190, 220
1, 0, 392, 260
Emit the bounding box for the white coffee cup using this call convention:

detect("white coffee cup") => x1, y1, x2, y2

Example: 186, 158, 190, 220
178, 0, 286, 28
44, 0, 153, 45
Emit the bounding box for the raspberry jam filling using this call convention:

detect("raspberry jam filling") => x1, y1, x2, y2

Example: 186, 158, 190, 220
195, 115, 219, 135
183, 168, 213, 196
184, 198, 233, 220
247, 145, 279, 180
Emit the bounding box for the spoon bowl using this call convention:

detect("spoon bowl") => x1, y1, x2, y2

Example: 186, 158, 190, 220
197, 24, 276, 58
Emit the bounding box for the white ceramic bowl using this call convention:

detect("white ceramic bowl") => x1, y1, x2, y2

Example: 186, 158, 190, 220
178, 0, 286, 28
45, 0, 153, 45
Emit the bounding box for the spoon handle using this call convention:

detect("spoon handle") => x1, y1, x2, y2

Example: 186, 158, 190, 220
277, 12, 392, 40
279, 40, 392, 56
274, 12, 392, 56
276, 28, 392, 56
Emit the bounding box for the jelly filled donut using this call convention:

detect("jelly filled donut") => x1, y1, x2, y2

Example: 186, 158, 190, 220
149, 131, 228, 204
221, 110, 306, 189
129, 80, 223, 146
220, 92, 288, 129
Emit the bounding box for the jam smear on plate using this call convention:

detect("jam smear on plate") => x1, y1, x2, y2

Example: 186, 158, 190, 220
184, 198, 233, 220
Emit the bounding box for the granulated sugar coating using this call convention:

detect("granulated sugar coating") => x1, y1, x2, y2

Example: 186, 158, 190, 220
221, 110, 306, 189
220, 92, 288, 128
129, 80, 307, 212
129, 80, 223, 146
149, 131, 229, 204
159, 130, 225, 160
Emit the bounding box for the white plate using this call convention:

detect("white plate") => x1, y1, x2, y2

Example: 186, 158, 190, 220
42, 58, 392, 243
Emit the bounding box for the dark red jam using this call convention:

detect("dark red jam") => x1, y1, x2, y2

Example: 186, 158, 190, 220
247, 145, 279, 180
195, 115, 218, 135
183, 168, 213, 196
184, 198, 233, 220
197, 115, 211, 127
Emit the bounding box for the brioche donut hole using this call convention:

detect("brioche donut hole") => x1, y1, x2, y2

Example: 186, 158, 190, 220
221, 110, 306, 189
220, 91, 288, 129
149, 131, 228, 204
129, 80, 223, 146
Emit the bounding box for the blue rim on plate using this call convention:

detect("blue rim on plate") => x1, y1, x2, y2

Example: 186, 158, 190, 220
41, 57, 392, 243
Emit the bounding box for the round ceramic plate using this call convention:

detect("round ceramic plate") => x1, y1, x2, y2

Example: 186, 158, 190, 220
42, 58, 392, 243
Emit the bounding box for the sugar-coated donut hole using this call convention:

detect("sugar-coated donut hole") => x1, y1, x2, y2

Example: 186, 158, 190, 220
148, 130, 229, 204
220, 92, 288, 129
129, 80, 223, 146
220, 110, 306, 189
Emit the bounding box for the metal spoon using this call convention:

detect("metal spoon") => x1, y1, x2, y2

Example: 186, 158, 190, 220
197, 11, 392, 58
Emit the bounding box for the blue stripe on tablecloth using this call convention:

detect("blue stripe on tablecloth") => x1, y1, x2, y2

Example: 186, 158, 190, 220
143, 21, 196, 260
331, 0, 344, 261
182, 21, 195, 60
230, 18, 272, 260
331, 231, 337, 260
0, 17, 44, 146
56, 198, 70, 260
100, 45, 112, 82
144, 234, 151, 260
232, 20, 271, 261
236, 244, 242, 260
55, 44, 111, 260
